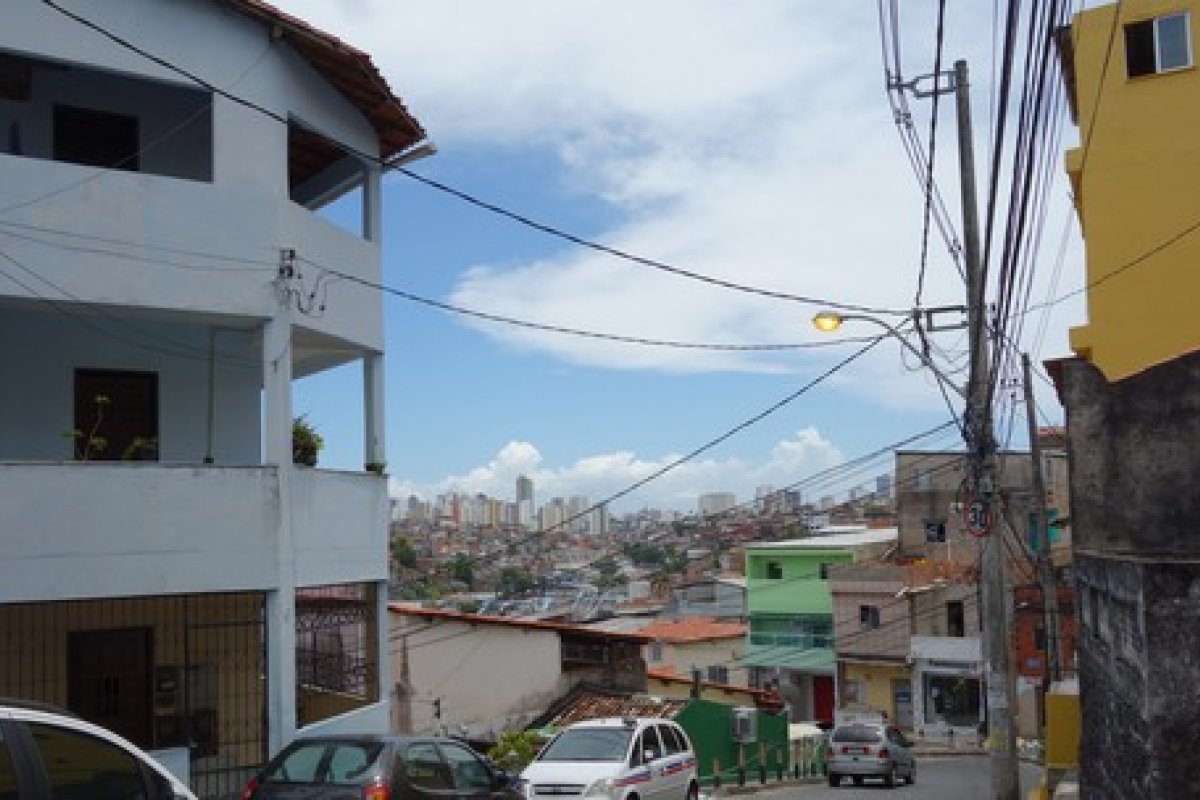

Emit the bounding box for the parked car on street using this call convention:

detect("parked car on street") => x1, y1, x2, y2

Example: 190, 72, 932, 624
240, 734, 523, 800
521, 717, 698, 800
0, 700, 197, 799
825, 721, 916, 788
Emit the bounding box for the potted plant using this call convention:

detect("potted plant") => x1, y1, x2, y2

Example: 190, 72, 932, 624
292, 416, 323, 466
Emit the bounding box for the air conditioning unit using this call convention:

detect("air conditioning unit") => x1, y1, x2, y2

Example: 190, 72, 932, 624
731, 707, 757, 743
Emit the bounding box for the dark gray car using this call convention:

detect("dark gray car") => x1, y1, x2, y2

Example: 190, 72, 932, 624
240, 734, 523, 800
825, 723, 916, 788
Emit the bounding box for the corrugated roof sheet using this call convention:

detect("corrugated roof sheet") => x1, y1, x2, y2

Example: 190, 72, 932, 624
223, 0, 425, 159
543, 689, 691, 728
389, 605, 654, 642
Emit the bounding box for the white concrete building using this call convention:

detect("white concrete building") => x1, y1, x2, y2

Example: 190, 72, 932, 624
389, 607, 649, 740
0, 2, 425, 797
909, 635, 984, 742
698, 491, 736, 516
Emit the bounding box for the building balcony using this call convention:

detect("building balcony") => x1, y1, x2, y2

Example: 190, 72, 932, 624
0, 153, 383, 351
744, 631, 834, 673
749, 631, 833, 650
0, 461, 388, 604
746, 578, 833, 616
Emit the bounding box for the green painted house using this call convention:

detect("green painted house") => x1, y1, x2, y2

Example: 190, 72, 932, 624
744, 528, 897, 723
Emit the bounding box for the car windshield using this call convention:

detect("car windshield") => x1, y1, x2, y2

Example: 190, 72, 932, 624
538, 728, 633, 762
832, 725, 883, 744
264, 740, 385, 785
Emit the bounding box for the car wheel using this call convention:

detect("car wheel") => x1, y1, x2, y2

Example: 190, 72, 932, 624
907, 761, 916, 785
883, 763, 897, 788
827, 772, 839, 787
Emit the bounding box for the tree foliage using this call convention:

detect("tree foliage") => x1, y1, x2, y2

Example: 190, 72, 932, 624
392, 536, 418, 568
498, 567, 536, 598
487, 730, 543, 771
449, 554, 475, 589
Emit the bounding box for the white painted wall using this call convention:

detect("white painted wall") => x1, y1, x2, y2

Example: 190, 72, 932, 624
649, 638, 747, 686
0, 462, 387, 603
1, 0, 384, 352
391, 615, 566, 738
0, 308, 261, 463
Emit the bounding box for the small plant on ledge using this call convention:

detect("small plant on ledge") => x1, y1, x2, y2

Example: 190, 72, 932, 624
292, 415, 323, 467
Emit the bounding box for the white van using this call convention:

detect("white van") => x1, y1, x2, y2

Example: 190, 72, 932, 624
521, 717, 698, 800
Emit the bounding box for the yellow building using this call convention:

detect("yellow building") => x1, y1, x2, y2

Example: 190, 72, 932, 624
1064, 0, 1200, 380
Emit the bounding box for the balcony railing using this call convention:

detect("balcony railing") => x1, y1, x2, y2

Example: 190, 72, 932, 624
748, 631, 833, 649
0, 462, 387, 604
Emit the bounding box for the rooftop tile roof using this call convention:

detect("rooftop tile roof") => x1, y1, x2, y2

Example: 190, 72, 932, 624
225, 0, 425, 158
636, 617, 747, 643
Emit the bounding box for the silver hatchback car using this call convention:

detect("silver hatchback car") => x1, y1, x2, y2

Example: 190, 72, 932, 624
825, 722, 916, 788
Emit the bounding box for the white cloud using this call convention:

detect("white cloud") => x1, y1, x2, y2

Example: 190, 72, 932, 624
391, 429, 851, 514
287, 0, 1082, 506
277, 0, 1085, 412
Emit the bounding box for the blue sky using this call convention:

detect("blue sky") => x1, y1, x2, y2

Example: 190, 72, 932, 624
282, 1, 1084, 514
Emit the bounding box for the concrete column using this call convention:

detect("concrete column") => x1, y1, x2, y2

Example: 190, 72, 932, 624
363, 163, 382, 243
375, 579, 391, 729
263, 310, 296, 753
363, 353, 385, 469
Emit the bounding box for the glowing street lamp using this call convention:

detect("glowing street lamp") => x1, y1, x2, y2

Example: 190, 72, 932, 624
811, 310, 966, 399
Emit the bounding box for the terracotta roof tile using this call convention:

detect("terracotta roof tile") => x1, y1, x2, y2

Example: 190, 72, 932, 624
636, 617, 747, 643
224, 0, 425, 158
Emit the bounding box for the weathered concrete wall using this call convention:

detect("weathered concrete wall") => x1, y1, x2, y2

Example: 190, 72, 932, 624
1075, 555, 1200, 800
1057, 355, 1200, 799
1058, 355, 1200, 555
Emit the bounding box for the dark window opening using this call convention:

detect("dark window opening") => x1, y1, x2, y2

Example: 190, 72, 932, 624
54, 105, 139, 171
1034, 625, 1047, 652
706, 665, 729, 684
859, 605, 881, 631
1125, 13, 1192, 77
947, 600, 965, 638
925, 520, 947, 543
923, 674, 980, 727
68, 627, 153, 747
766, 561, 783, 580
73, 369, 159, 461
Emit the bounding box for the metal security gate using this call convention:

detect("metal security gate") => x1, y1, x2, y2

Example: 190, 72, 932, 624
295, 583, 379, 728
183, 594, 268, 800
0, 593, 268, 800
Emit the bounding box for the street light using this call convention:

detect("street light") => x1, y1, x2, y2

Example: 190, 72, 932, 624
811, 310, 966, 400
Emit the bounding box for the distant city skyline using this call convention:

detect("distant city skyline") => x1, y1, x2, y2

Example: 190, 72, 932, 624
283, 1, 1075, 517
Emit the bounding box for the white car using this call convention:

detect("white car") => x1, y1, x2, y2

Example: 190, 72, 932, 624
521, 717, 698, 800
0, 701, 197, 799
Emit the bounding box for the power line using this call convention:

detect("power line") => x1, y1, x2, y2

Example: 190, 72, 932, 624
0, 246, 262, 369
0, 219, 866, 355
393, 168, 907, 317
913, 0, 949, 310
302, 258, 878, 353
41, 0, 903, 319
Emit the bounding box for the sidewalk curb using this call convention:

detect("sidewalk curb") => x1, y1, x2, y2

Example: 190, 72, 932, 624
703, 777, 825, 798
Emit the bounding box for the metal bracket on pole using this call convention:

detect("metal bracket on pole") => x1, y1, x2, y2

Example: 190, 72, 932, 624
893, 69, 958, 98
920, 304, 969, 333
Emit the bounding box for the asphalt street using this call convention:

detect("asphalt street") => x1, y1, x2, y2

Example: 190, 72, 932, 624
713, 755, 1041, 800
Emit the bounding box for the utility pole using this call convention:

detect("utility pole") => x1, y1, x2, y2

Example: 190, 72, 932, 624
1023, 353, 1062, 685
955, 59, 1019, 800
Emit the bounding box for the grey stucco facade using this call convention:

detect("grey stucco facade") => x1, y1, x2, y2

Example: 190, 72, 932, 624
1056, 354, 1200, 800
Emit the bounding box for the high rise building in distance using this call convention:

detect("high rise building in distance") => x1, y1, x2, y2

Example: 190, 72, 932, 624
516, 474, 534, 528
